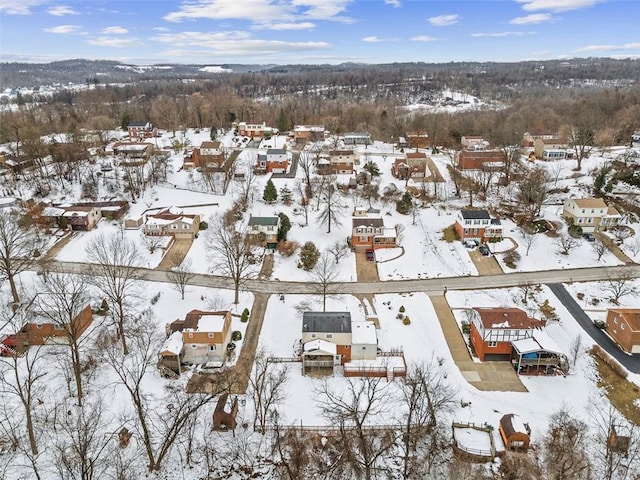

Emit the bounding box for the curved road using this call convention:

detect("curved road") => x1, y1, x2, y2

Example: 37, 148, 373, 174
49, 260, 640, 295
547, 283, 640, 373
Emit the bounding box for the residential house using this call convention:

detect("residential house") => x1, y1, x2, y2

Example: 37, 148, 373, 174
343, 132, 371, 146
499, 414, 531, 452
562, 198, 621, 232
236, 121, 274, 138
293, 125, 325, 143
144, 207, 200, 239
127, 121, 156, 139
351, 321, 378, 361
606, 308, 640, 354
523, 131, 557, 148
113, 142, 153, 163
542, 149, 567, 161
533, 137, 568, 159
301, 312, 354, 375
454, 209, 503, 243
326, 149, 355, 174
247, 215, 280, 249
192, 141, 226, 170
632, 130, 640, 147
393, 152, 428, 179
158, 331, 184, 374
350, 208, 397, 250
41, 204, 102, 231
1, 304, 93, 355
266, 149, 289, 174
456, 150, 504, 171
405, 132, 430, 149
461, 135, 488, 150
165, 310, 232, 365
470, 307, 546, 361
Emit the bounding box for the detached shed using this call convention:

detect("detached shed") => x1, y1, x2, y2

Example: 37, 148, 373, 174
499, 414, 531, 452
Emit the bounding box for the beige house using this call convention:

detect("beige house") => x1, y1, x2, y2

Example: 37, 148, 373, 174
247, 215, 280, 249
327, 149, 356, 174
351, 321, 378, 360
563, 198, 621, 233
144, 207, 200, 239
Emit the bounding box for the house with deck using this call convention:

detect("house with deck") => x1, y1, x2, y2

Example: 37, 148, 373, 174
454, 209, 503, 243
144, 207, 200, 239
349, 207, 397, 251
247, 215, 280, 249
393, 152, 428, 179
469, 307, 545, 361
562, 198, 621, 233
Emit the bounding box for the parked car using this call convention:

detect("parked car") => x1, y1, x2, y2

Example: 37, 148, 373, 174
479, 245, 491, 256
366, 249, 375, 261
583, 233, 596, 242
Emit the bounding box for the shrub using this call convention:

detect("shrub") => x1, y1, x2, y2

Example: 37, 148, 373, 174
504, 250, 521, 269
461, 321, 471, 334
540, 299, 558, 321
403, 316, 411, 325
441, 224, 458, 242
396, 191, 413, 215
577, 292, 585, 300
277, 240, 298, 257
277, 212, 291, 241
199, 220, 208, 230
263, 179, 278, 203
399, 305, 405, 313
568, 224, 583, 238
241, 308, 250, 323
231, 331, 242, 341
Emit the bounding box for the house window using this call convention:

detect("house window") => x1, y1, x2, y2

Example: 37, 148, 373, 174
209, 345, 216, 351
208, 333, 214, 338
188, 332, 193, 338
183, 225, 189, 229
621, 324, 626, 330
37, 324, 43, 329
172, 224, 178, 229
54, 324, 64, 330
587, 218, 592, 223
613, 318, 618, 324
191, 344, 197, 349
311, 334, 316, 338
326, 334, 333, 339
488, 341, 498, 348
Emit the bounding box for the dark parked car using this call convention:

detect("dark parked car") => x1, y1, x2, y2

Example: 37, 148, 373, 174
479, 245, 491, 256
366, 249, 375, 261
583, 233, 596, 242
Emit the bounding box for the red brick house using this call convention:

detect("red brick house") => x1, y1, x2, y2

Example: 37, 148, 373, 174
349, 207, 397, 250
606, 308, 640, 354
470, 307, 545, 361
1, 305, 93, 355
393, 152, 428, 179
144, 207, 200, 239
235, 121, 274, 138
293, 125, 325, 143
189, 141, 226, 170
127, 121, 156, 139
405, 132, 430, 149
456, 150, 504, 170
454, 209, 503, 243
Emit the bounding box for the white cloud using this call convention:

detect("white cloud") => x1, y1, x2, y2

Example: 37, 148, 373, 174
152, 30, 330, 56
164, 0, 352, 24
0, 0, 45, 15
43, 24, 81, 34
47, 5, 79, 16
471, 31, 529, 37
255, 21, 315, 30
510, 13, 553, 24
153, 27, 170, 32
88, 36, 147, 48
385, 0, 401, 7
576, 42, 640, 52
516, 0, 601, 12
101, 26, 128, 34
411, 35, 437, 42
362, 36, 383, 43
428, 14, 458, 26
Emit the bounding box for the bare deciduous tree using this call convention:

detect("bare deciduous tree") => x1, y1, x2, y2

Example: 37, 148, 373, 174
248, 349, 289, 434
592, 239, 608, 261
603, 271, 636, 304
328, 241, 349, 264
521, 229, 538, 256
205, 214, 259, 304
317, 180, 344, 234
0, 209, 46, 307
570, 334, 583, 367
556, 235, 580, 255
542, 406, 592, 480
309, 251, 340, 312
86, 233, 145, 355
166, 253, 195, 300
398, 360, 457, 479
517, 167, 549, 221
316, 376, 396, 480
35, 272, 91, 406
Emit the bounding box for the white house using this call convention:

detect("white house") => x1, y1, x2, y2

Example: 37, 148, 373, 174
563, 198, 621, 233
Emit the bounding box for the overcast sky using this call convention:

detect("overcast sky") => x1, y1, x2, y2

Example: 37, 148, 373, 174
0, 0, 638, 65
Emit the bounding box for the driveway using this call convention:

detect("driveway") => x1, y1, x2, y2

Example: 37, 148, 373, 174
594, 232, 635, 264
355, 250, 379, 282
547, 283, 640, 374
156, 238, 194, 270
468, 249, 503, 275
429, 294, 527, 392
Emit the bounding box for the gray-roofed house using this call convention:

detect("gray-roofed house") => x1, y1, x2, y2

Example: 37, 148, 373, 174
248, 215, 281, 249
301, 311, 352, 375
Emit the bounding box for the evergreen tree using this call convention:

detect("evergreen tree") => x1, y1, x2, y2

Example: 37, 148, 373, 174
363, 161, 381, 177
263, 179, 278, 203
280, 184, 293, 205
396, 191, 413, 214
277, 212, 291, 242
120, 112, 132, 130
276, 108, 293, 132
299, 241, 320, 271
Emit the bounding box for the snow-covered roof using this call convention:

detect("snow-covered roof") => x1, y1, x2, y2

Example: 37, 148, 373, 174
160, 331, 183, 356
303, 339, 337, 355
512, 329, 563, 355
351, 321, 377, 345
196, 313, 227, 332
42, 206, 66, 217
